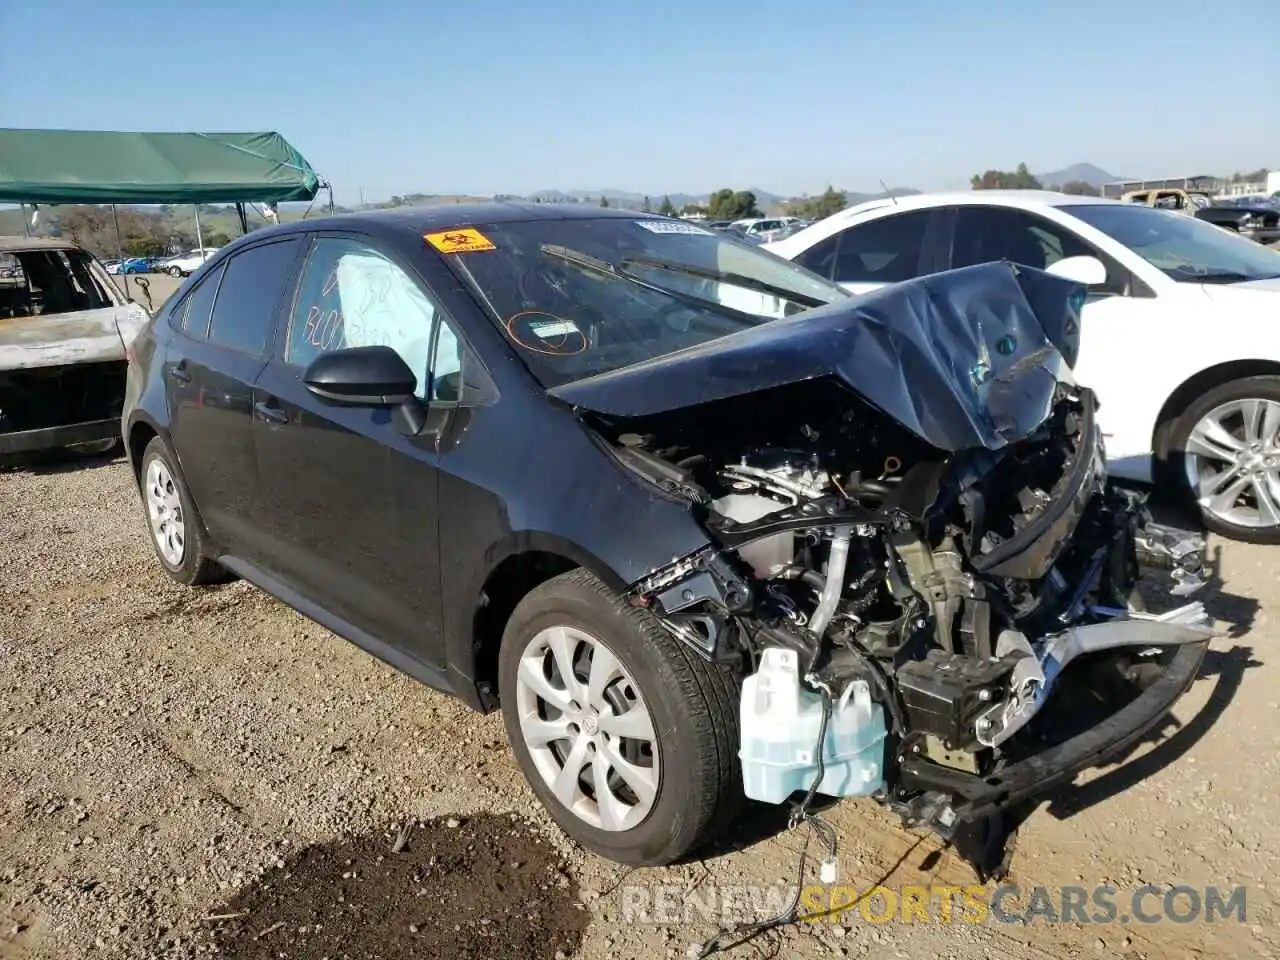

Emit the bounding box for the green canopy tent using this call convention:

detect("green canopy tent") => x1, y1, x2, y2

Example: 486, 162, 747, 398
0, 129, 323, 204
0, 129, 329, 296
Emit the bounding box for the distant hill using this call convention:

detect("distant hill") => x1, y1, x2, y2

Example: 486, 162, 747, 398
1034, 163, 1121, 188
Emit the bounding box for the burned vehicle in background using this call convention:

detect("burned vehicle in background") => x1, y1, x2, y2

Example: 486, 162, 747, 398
0, 236, 148, 458
121, 206, 1213, 875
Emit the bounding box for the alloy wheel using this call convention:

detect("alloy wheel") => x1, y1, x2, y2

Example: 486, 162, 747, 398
513, 625, 659, 832
145, 459, 186, 565
1183, 397, 1280, 529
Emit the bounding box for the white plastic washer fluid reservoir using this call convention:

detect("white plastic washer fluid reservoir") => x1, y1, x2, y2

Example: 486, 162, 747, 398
738, 647, 887, 804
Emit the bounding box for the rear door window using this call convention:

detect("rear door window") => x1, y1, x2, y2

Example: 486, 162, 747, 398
206, 239, 303, 356
793, 234, 839, 279
830, 210, 932, 283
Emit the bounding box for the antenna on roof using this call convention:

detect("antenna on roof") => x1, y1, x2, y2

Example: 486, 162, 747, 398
879, 180, 898, 205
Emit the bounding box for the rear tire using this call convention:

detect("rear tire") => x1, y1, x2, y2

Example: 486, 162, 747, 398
167, 266, 182, 278
1158, 375, 1280, 544
138, 436, 231, 585
498, 568, 744, 866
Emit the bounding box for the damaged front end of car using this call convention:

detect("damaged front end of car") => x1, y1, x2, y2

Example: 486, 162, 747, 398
552, 261, 1215, 867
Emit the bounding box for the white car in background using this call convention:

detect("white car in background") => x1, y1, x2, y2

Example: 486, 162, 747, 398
730, 217, 805, 243
765, 191, 1280, 543
160, 247, 219, 278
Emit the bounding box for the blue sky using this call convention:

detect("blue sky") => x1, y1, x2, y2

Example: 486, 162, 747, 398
2, 0, 1275, 205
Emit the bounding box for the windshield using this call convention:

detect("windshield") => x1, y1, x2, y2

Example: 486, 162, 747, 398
442, 216, 850, 388
1066, 203, 1280, 283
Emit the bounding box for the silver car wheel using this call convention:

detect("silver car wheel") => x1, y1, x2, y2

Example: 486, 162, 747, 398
1184, 397, 1280, 529
514, 624, 659, 832
145, 458, 186, 566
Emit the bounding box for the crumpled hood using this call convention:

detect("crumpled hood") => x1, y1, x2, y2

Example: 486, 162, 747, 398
0, 302, 149, 372
549, 261, 1086, 452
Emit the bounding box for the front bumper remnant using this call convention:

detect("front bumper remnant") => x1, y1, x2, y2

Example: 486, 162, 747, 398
898, 620, 1210, 823
973, 615, 1214, 749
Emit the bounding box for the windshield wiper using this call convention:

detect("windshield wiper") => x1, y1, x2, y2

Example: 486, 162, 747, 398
539, 244, 764, 324
540, 244, 624, 280
618, 256, 833, 309
1172, 268, 1252, 284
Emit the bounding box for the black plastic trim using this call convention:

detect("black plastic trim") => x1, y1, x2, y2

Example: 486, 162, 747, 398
0, 418, 119, 455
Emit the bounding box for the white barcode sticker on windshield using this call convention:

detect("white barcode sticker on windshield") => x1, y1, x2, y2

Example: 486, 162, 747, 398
634, 219, 714, 236
529, 319, 580, 338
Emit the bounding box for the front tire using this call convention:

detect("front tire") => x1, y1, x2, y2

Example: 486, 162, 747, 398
138, 436, 230, 585
1160, 375, 1280, 544
167, 266, 182, 278
498, 569, 743, 866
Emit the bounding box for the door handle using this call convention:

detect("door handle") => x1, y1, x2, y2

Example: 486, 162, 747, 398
254, 400, 289, 425
167, 362, 191, 384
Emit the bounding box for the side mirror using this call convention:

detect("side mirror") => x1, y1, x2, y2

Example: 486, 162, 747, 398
303, 345, 417, 407
1045, 255, 1107, 287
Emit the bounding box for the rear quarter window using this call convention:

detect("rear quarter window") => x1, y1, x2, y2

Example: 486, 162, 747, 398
173, 263, 225, 340
206, 239, 304, 356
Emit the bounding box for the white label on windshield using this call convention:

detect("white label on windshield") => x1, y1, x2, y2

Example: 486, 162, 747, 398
529, 319, 581, 338
634, 219, 714, 236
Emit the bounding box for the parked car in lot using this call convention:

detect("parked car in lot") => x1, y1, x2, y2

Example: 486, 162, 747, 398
107, 256, 158, 275
727, 217, 806, 243
1197, 199, 1280, 244
1121, 188, 1280, 244
765, 191, 1280, 542
159, 248, 218, 278
122, 204, 1212, 870
0, 236, 148, 458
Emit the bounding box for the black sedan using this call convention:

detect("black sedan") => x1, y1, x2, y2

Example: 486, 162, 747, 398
122, 203, 1214, 870
1196, 198, 1280, 243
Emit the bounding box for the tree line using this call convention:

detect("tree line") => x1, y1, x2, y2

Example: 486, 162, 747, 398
969, 163, 1101, 195
24, 205, 233, 259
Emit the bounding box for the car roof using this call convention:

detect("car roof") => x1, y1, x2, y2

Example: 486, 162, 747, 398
242, 201, 665, 245
0, 235, 84, 253
830, 189, 1125, 222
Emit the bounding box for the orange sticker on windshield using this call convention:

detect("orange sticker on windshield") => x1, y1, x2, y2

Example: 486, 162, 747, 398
425, 227, 496, 254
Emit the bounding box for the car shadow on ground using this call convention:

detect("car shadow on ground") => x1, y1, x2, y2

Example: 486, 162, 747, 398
0, 446, 126, 476
196, 813, 588, 960
1040, 642, 1258, 822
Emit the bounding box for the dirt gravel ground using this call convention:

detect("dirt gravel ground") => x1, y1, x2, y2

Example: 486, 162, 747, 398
1, 454, 1277, 960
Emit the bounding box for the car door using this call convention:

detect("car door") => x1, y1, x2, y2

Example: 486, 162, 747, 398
792, 208, 943, 295
165, 238, 304, 560
942, 204, 1161, 456
251, 233, 453, 666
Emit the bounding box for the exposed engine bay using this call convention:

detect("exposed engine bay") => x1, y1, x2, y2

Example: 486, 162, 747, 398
589, 376, 1214, 863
